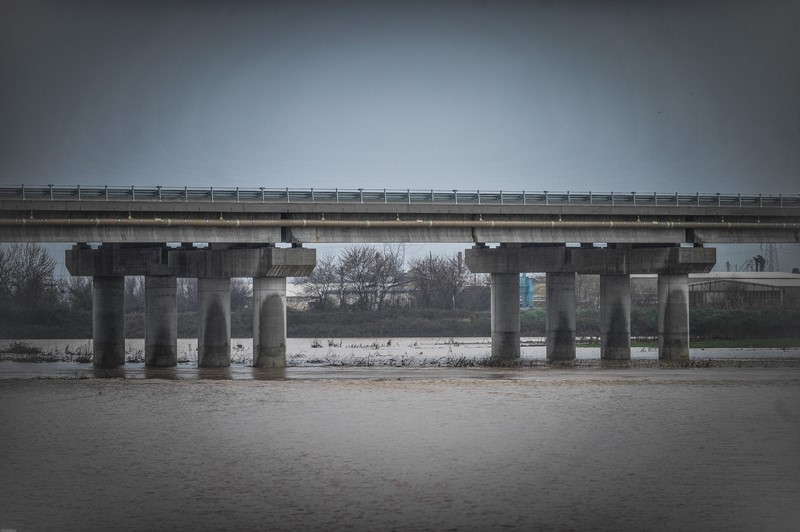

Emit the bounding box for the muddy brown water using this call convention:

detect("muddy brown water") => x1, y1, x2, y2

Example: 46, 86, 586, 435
1, 368, 798, 531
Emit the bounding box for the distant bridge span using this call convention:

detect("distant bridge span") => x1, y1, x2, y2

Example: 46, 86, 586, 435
1, 185, 799, 244
1, 185, 798, 370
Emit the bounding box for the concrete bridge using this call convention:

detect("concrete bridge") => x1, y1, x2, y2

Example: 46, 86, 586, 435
1, 185, 799, 368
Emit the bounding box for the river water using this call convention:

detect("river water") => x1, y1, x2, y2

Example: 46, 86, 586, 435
1, 367, 798, 531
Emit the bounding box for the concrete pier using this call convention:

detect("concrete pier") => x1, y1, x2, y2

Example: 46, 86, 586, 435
600, 274, 631, 360
490, 273, 520, 360
546, 272, 576, 361
198, 277, 231, 367
145, 275, 177, 367
658, 273, 690, 360
253, 277, 288, 368
92, 275, 125, 368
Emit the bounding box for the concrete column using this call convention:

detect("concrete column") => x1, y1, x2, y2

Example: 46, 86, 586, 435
546, 272, 576, 361
145, 275, 177, 367
490, 273, 520, 360
92, 275, 125, 368
658, 273, 690, 360
600, 274, 631, 360
198, 277, 231, 367
253, 277, 287, 368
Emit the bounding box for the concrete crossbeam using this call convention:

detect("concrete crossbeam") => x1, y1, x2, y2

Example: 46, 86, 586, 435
465, 245, 716, 275
170, 246, 316, 278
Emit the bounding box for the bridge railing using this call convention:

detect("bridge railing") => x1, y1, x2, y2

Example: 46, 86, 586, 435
1, 185, 798, 208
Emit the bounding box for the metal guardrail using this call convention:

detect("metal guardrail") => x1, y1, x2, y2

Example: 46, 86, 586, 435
0, 185, 798, 208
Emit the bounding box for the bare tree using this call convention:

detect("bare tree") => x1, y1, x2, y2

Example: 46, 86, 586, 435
575, 275, 600, 310
0, 243, 58, 309
177, 278, 197, 312
409, 252, 468, 309
231, 278, 252, 312
298, 253, 338, 310
339, 244, 407, 311
66, 276, 93, 312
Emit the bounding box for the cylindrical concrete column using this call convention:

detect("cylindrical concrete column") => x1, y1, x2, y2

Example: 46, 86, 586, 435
546, 272, 576, 361
253, 277, 287, 368
658, 273, 690, 360
145, 275, 177, 367
198, 277, 231, 367
490, 273, 520, 360
600, 274, 631, 360
92, 275, 125, 368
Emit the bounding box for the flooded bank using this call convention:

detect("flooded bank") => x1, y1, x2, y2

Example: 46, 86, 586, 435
1, 369, 798, 531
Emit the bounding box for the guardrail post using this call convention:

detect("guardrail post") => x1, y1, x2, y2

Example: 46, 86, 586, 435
158, 185, 162, 201
590, 191, 594, 205
522, 190, 526, 205
500, 190, 504, 204
738, 193, 742, 207
184, 186, 188, 202
454, 189, 458, 204
567, 190, 571, 204
780, 194, 783, 207
260, 187, 265, 203
717, 193, 721, 207
477, 189, 481, 205
77, 184, 81, 201
336, 188, 339, 203
311, 188, 315, 202
210, 187, 214, 203
131, 185, 135, 201
49, 184, 53, 200
359, 188, 363, 203
105, 185, 109, 201
383, 188, 387, 203
286, 187, 290, 203
759, 193, 762, 207
631, 191, 635, 206
430, 189, 434, 203
236, 187, 240, 203
21, 184, 25, 200
653, 192, 657, 205
610, 191, 613, 207
545, 191, 549, 205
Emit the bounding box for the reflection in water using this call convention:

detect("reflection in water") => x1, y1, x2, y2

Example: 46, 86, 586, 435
196, 366, 233, 380
144, 367, 179, 380
251, 367, 288, 380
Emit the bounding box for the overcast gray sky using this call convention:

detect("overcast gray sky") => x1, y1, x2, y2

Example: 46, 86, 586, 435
1, 0, 799, 271
2, 0, 798, 193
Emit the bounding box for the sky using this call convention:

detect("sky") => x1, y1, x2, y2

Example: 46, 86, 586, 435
1, 0, 799, 271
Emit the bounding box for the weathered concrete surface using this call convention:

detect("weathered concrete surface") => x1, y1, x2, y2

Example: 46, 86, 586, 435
465, 245, 716, 275
490, 273, 520, 360
546, 272, 576, 361
66, 244, 171, 276
198, 278, 231, 367
92, 275, 125, 368
170, 246, 316, 278
659, 274, 690, 360
145, 276, 177, 367
253, 277, 288, 368
600, 275, 631, 360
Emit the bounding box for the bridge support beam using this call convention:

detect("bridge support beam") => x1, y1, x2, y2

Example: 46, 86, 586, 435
490, 273, 520, 361
253, 277, 287, 368
92, 275, 126, 368
198, 277, 231, 367
145, 275, 177, 367
600, 274, 631, 360
658, 273, 690, 360
546, 272, 576, 361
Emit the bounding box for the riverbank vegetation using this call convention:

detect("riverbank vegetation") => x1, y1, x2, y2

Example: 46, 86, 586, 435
1, 243, 798, 343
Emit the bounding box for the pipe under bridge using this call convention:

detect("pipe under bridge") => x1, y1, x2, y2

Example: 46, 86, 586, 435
1, 185, 799, 369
